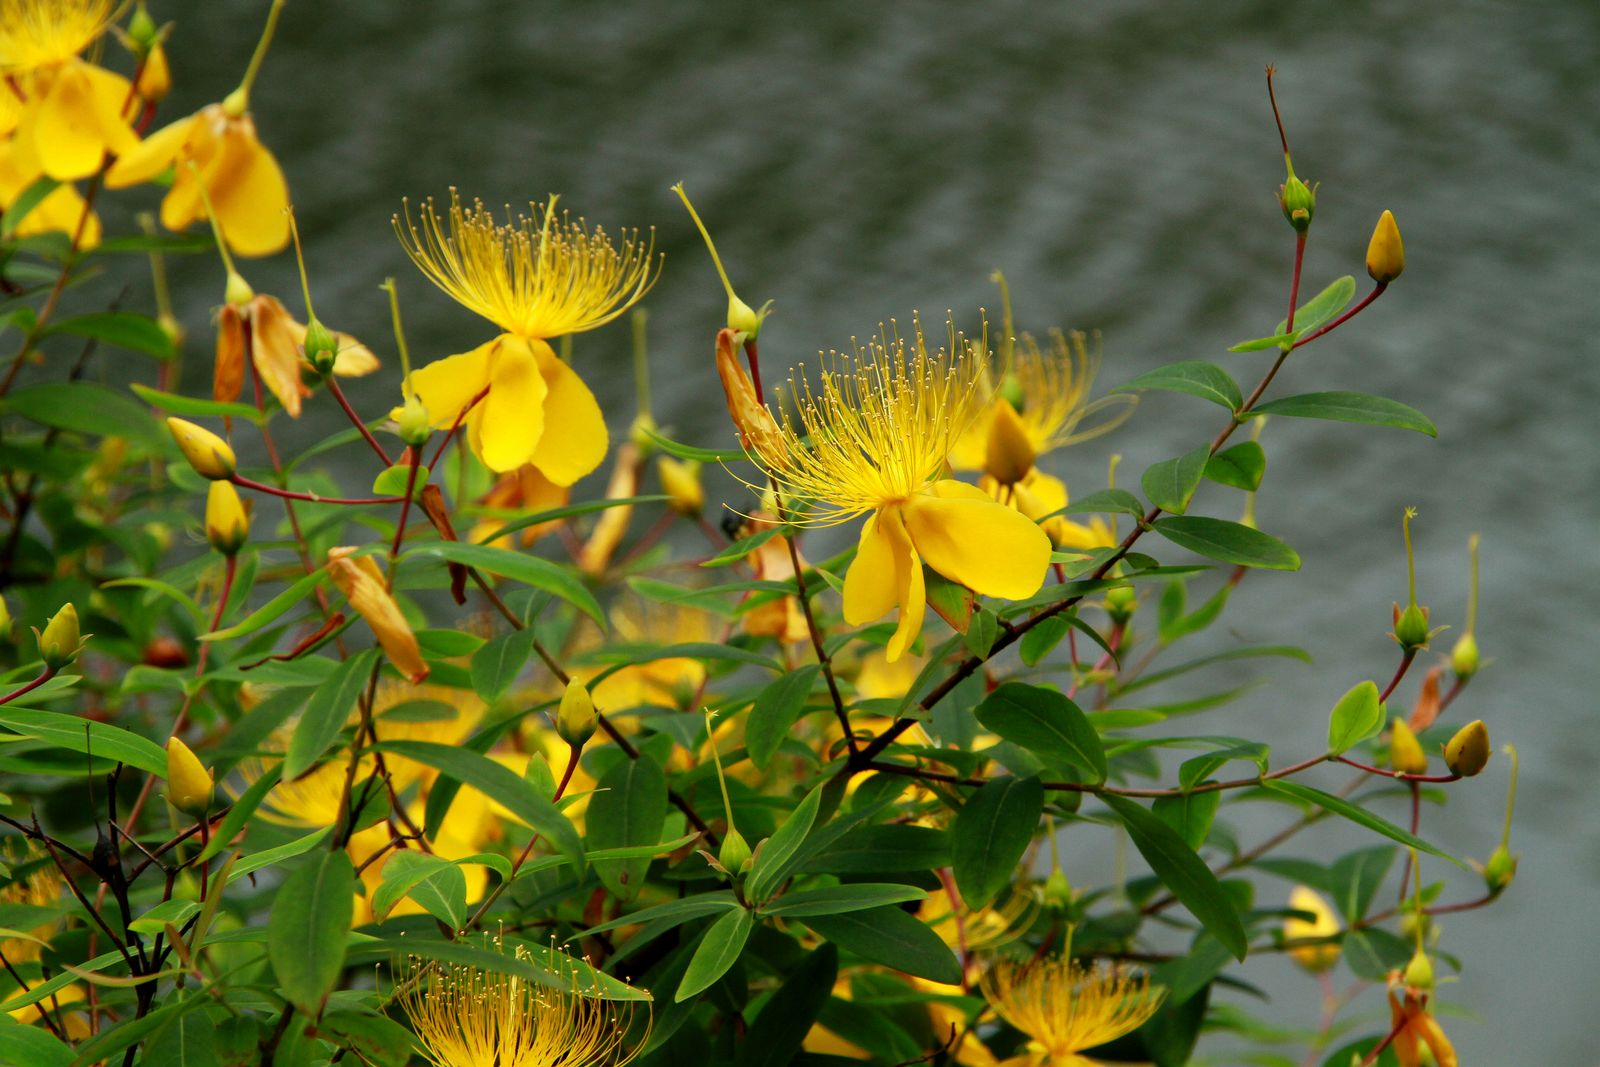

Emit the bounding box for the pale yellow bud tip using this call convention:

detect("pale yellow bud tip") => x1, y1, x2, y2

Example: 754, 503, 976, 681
165, 737, 214, 816
556, 679, 597, 748
1366, 209, 1405, 284
1389, 718, 1428, 775
167, 418, 237, 480
224, 270, 255, 307
36, 603, 82, 670
205, 480, 250, 555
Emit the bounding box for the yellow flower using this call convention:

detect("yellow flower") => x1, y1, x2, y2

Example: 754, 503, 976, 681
1387, 990, 1458, 1067
0, 0, 138, 182
0, 138, 101, 246
980, 956, 1165, 1067
760, 320, 1051, 662
1, 841, 62, 963
326, 547, 430, 685
1283, 885, 1341, 972
586, 601, 714, 711
397, 941, 644, 1067
394, 192, 660, 478
212, 293, 378, 417
105, 102, 290, 257
979, 468, 1114, 550
471, 465, 570, 548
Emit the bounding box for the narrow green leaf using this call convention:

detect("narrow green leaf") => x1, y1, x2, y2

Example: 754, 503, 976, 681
748, 782, 826, 902
0, 177, 59, 238
1152, 790, 1221, 850
735, 944, 837, 1067
1261, 781, 1465, 868
974, 683, 1106, 783
372, 851, 467, 927
404, 542, 604, 625
641, 423, 750, 463
1325, 681, 1383, 756
0, 1017, 74, 1066
1251, 391, 1437, 437
267, 851, 354, 1015
800, 824, 951, 873
284, 650, 379, 780
702, 523, 790, 568
1153, 516, 1300, 570
1277, 275, 1357, 338
676, 907, 753, 1002
1141, 447, 1210, 515
3, 383, 162, 445
1100, 794, 1248, 960
1330, 846, 1397, 922
1116, 360, 1242, 411
227, 828, 333, 884
1019, 614, 1071, 667
199, 569, 327, 642
758, 883, 927, 918
141, 1001, 222, 1067
128, 899, 203, 936
1204, 441, 1266, 491
746, 664, 820, 771
1227, 331, 1297, 353
951, 776, 1044, 909
469, 628, 536, 702
318, 1011, 415, 1067
803, 907, 961, 984
42, 312, 174, 360
129, 383, 263, 423
587, 756, 668, 901
576, 892, 739, 939
0, 708, 166, 777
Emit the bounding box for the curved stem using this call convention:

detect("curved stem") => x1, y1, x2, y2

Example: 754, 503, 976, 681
231, 474, 402, 506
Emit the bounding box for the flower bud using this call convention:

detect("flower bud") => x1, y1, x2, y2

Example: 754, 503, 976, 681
1104, 584, 1137, 624
205, 480, 250, 555
717, 828, 752, 878
1402, 946, 1435, 992
715, 329, 784, 465
1483, 844, 1518, 894
128, 3, 159, 48
1389, 718, 1428, 775
1284, 885, 1341, 973
1443, 719, 1491, 777
167, 418, 236, 480
396, 394, 431, 447
1393, 603, 1430, 652
984, 400, 1035, 486
303, 316, 340, 376
36, 604, 82, 670
658, 457, 704, 517
1365, 210, 1405, 284
136, 41, 170, 103
727, 294, 765, 340
224, 269, 254, 307
165, 737, 214, 816
556, 679, 597, 748
1043, 869, 1073, 911
0, 594, 10, 638
1278, 173, 1317, 231
1450, 632, 1479, 681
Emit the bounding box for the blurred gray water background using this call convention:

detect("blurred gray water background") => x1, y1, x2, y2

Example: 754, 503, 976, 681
123, 0, 1599, 1061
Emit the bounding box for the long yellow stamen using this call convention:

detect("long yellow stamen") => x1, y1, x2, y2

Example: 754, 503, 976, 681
981, 955, 1165, 1059
0, 0, 118, 71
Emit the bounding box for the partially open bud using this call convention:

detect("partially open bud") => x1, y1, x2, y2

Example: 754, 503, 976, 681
1389, 718, 1428, 775
1402, 946, 1435, 992
984, 400, 1035, 486
35, 603, 82, 670
556, 679, 597, 748
164, 737, 214, 817
303, 316, 339, 377
167, 418, 237, 480
205, 481, 250, 555
1365, 210, 1405, 284
1443, 719, 1491, 777
326, 548, 429, 684
714, 329, 784, 464
717, 828, 753, 878
1284, 885, 1341, 972
1451, 632, 1479, 681
396, 394, 431, 447
658, 457, 704, 517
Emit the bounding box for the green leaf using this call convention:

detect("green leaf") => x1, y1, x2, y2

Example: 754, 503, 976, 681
42, 312, 174, 360
1141, 447, 1210, 515
1059, 488, 1145, 517
129, 384, 264, 423
1152, 790, 1221, 850
404, 542, 604, 625
267, 851, 355, 1015
1100, 794, 1248, 960
576, 892, 740, 939
1250, 391, 1437, 437
676, 907, 753, 1001
128, 899, 202, 936
800, 824, 951, 873
0, 1018, 74, 1067
1177, 742, 1270, 791
318, 1011, 415, 1067
469, 628, 536, 702
758, 883, 927, 917
748, 782, 826, 902
1261, 781, 1465, 868
372, 462, 429, 498
1116, 360, 1242, 411
476, 494, 670, 545
358, 935, 646, 1000
141, 1002, 222, 1067
735, 944, 837, 1067
375, 740, 583, 871
1019, 614, 1071, 667
1330, 846, 1397, 922
1341, 928, 1414, 985
974, 683, 1107, 783
1204, 441, 1265, 492
227, 828, 333, 884
3, 383, 162, 445
803, 906, 961, 984
951, 776, 1043, 909
372, 851, 467, 927
1153, 516, 1300, 570
746, 664, 820, 771
0, 708, 166, 777
640, 423, 750, 463
199, 569, 327, 642
198, 764, 276, 862
586, 756, 668, 901
1277, 275, 1357, 338
1228, 331, 1297, 353
1325, 681, 1383, 756
702, 523, 790, 568
0, 177, 59, 238
283, 650, 379, 780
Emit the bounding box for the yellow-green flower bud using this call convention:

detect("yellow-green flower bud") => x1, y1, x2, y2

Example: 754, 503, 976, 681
629, 412, 659, 455
1365, 210, 1405, 284
36, 604, 82, 670
718, 828, 752, 877
1393, 603, 1430, 652
1284, 885, 1341, 973
303, 316, 339, 376
1483, 844, 1517, 894
221, 87, 248, 120
165, 737, 214, 816
727, 294, 764, 339
556, 679, 597, 748
224, 269, 254, 307
1389, 718, 1428, 775
1104, 584, 1137, 624
396, 394, 431, 447
167, 418, 236, 480
1043, 869, 1072, 911
1443, 719, 1491, 777
128, 3, 159, 48
984, 399, 1036, 486
205, 480, 250, 556
1403, 946, 1435, 992
1278, 173, 1316, 231
0, 594, 10, 638
1450, 632, 1479, 681
658, 457, 704, 517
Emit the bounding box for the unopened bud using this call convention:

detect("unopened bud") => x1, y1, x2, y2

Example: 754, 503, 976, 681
1278, 173, 1317, 232
1393, 602, 1430, 652
303, 317, 339, 376
718, 828, 752, 878
1104, 584, 1137, 624
1444, 719, 1491, 777
984, 399, 1035, 486
157, 311, 185, 350
136, 40, 170, 102
205, 480, 250, 555
556, 679, 597, 748
164, 736, 214, 816
997, 374, 1025, 411
1402, 946, 1435, 992
396, 394, 431, 447
128, 4, 158, 48
1284, 885, 1341, 973
727, 294, 765, 340
36, 604, 82, 670
1450, 632, 1479, 681
1043, 869, 1072, 910
1483, 844, 1517, 894
658, 457, 704, 517
1389, 718, 1428, 775
167, 418, 237, 480
1365, 210, 1405, 284
224, 270, 254, 307
629, 412, 659, 454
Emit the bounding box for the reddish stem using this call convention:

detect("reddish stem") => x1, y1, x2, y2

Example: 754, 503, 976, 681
1380, 651, 1417, 703
230, 474, 403, 506
326, 375, 393, 466
0, 666, 57, 708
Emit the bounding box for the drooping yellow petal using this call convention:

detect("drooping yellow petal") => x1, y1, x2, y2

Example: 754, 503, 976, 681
527, 337, 607, 486
203, 114, 289, 256
409, 339, 495, 429
902, 480, 1051, 600
477, 334, 549, 473
105, 110, 195, 186
329, 334, 380, 377
248, 294, 306, 418
843, 507, 924, 662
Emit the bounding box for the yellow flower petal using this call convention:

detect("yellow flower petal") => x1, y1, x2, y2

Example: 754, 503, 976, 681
527, 337, 607, 486
330, 334, 379, 377
477, 334, 549, 473
843, 513, 900, 625
105, 110, 194, 187
29, 60, 132, 180
0, 80, 21, 138
409, 339, 494, 429
248, 294, 306, 417
902, 480, 1051, 600
204, 114, 289, 256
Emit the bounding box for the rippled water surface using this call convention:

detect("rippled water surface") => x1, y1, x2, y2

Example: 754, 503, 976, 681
124, 1, 1600, 1060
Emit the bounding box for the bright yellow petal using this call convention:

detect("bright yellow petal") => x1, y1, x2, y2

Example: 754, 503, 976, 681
948, 401, 993, 471
330, 334, 380, 377
105, 111, 194, 187
29, 63, 112, 180
205, 116, 289, 256
843, 513, 899, 625
527, 337, 607, 486
882, 508, 925, 662
249, 295, 306, 418
902, 480, 1051, 600
478, 335, 549, 472
0, 80, 23, 139
408, 339, 494, 429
